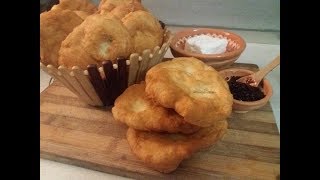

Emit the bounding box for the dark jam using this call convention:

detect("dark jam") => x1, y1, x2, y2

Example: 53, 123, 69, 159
227, 76, 265, 101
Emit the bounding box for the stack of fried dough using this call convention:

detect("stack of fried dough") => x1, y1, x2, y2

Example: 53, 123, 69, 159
112, 57, 233, 173
40, 0, 164, 69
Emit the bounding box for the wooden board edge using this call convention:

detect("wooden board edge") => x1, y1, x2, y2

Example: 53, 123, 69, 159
40, 151, 163, 180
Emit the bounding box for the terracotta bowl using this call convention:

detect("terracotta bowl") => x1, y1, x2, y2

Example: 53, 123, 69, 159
170, 28, 246, 70
219, 68, 273, 113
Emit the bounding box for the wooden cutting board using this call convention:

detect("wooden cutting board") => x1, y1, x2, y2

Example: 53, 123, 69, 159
40, 63, 280, 180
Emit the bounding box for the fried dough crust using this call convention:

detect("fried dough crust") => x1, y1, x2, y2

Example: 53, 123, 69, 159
108, 1, 146, 19
121, 10, 163, 54
98, 0, 141, 14
145, 57, 233, 127
40, 9, 83, 67
112, 83, 200, 134
126, 120, 228, 173
51, 0, 97, 13
58, 14, 133, 69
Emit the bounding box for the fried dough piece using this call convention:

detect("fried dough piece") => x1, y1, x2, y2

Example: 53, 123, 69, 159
145, 57, 233, 127
127, 120, 228, 173
112, 83, 200, 134
108, 1, 146, 19
51, 0, 97, 14
40, 9, 83, 67
122, 10, 163, 54
59, 14, 133, 69
98, 0, 141, 14
73, 10, 90, 20
57, 19, 96, 69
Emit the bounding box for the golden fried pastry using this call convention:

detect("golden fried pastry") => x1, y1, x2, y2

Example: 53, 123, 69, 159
127, 120, 228, 173
73, 10, 90, 20
112, 83, 200, 134
57, 20, 96, 69
108, 1, 146, 19
40, 9, 83, 67
122, 10, 164, 54
51, 0, 97, 14
145, 57, 233, 127
59, 14, 133, 69
98, 0, 141, 14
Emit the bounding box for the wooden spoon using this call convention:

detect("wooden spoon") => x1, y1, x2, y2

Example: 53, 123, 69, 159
236, 55, 280, 87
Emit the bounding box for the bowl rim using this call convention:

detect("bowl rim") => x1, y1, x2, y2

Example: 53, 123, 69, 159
219, 68, 273, 106
170, 28, 246, 61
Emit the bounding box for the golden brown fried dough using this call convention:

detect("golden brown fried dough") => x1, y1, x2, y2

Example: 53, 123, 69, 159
145, 57, 233, 127
122, 10, 163, 54
127, 120, 228, 173
57, 20, 96, 69
98, 0, 141, 14
73, 10, 90, 20
112, 83, 200, 134
59, 14, 133, 69
51, 0, 97, 14
40, 9, 83, 67
81, 14, 133, 62
108, 1, 146, 19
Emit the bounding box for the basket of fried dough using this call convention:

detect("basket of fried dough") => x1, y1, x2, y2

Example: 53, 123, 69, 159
112, 57, 233, 173
40, 0, 172, 106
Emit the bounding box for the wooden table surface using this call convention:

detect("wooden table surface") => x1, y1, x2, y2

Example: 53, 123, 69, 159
40, 63, 280, 180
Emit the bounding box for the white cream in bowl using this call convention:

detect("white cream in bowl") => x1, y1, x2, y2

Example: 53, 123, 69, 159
184, 34, 228, 54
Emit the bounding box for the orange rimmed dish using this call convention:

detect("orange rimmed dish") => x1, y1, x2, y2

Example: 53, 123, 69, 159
170, 28, 246, 70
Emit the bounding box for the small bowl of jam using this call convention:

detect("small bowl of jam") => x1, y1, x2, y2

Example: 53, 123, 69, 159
219, 68, 273, 113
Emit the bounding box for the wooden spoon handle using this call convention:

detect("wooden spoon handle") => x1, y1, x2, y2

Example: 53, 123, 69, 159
255, 55, 280, 83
